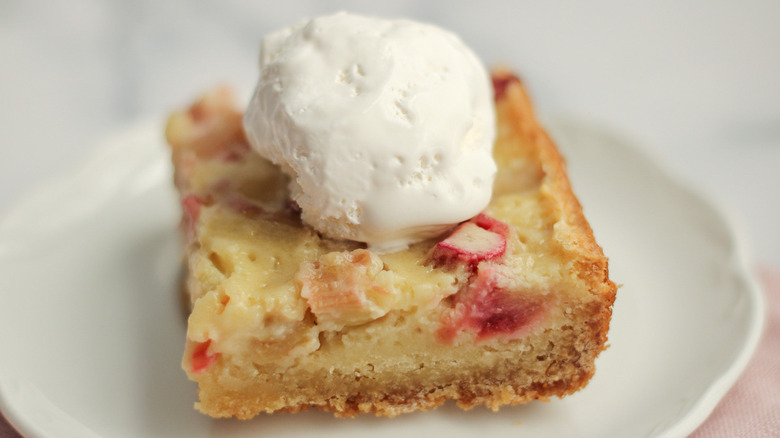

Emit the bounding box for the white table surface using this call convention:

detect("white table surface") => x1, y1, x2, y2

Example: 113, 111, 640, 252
1, 1, 778, 436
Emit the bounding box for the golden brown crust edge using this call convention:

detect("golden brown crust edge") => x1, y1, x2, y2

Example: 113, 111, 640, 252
493, 68, 617, 346
494, 70, 608, 265
197, 366, 596, 419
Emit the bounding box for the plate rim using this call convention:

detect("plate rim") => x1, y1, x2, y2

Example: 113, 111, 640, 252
545, 114, 767, 436
0, 117, 767, 438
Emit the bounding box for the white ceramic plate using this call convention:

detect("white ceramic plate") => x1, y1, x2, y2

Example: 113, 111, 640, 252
0, 118, 764, 438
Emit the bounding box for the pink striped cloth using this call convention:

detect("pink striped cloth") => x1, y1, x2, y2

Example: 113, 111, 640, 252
1, 270, 778, 437
690, 268, 780, 437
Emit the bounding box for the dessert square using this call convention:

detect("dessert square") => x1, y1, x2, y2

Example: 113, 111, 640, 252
165, 70, 616, 418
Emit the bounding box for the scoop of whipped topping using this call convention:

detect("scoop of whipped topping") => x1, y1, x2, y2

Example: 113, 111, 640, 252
243, 12, 496, 252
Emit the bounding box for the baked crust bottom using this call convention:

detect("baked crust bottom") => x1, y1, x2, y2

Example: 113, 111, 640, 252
196, 314, 603, 418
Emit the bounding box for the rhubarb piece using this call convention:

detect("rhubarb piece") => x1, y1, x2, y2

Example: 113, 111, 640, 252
181, 194, 205, 241
298, 249, 395, 329
491, 72, 521, 101
165, 87, 245, 159
431, 221, 506, 266
438, 267, 549, 344
191, 339, 218, 374
473, 213, 511, 236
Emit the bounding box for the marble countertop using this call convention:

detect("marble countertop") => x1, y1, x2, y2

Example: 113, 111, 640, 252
1, 1, 778, 436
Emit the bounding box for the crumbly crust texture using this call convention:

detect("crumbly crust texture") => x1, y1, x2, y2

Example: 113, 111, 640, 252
166, 70, 616, 419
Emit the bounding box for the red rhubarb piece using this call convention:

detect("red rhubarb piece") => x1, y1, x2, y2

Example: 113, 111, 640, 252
437, 267, 549, 344
191, 339, 218, 374
473, 213, 511, 236
182, 194, 205, 241
431, 215, 511, 267
491, 73, 521, 101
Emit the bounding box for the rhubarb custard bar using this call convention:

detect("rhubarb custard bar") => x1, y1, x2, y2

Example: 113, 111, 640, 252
166, 13, 616, 419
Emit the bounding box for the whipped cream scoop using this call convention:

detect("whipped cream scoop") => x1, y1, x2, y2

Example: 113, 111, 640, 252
243, 12, 497, 252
